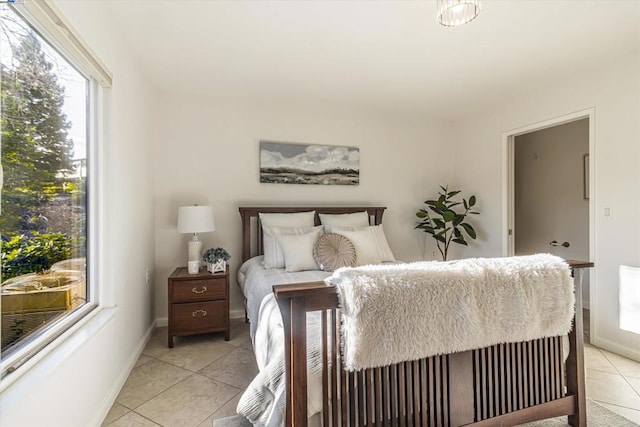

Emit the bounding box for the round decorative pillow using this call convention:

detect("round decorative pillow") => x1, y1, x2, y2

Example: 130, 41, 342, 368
313, 233, 356, 271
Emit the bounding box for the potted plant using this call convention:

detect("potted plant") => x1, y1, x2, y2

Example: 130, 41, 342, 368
203, 247, 231, 273
415, 185, 480, 261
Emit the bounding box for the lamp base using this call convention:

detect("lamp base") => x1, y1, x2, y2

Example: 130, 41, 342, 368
187, 234, 203, 274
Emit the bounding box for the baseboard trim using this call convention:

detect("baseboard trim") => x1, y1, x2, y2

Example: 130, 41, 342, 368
92, 320, 156, 426
591, 335, 640, 363
156, 317, 168, 327
230, 309, 245, 320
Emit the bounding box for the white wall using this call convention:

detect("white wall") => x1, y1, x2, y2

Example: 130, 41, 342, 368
0, 1, 158, 426
452, 52, 640, 360
153, 98, 453, 320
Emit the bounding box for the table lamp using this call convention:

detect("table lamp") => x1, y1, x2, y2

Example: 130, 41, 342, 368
177, 205, 215, 274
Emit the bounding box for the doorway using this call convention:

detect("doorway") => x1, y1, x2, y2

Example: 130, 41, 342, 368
503, 110, 594, 342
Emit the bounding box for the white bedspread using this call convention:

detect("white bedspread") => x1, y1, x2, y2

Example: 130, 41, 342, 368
237, 294, 325, 426
239, 256, 330, 340
329, 254, 574, 370
237, 257, 329, 425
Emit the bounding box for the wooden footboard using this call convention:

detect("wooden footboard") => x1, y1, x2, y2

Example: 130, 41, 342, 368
273, 260, 593, 427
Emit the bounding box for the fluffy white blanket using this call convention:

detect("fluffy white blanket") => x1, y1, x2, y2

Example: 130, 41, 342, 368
328, 254, 574, 371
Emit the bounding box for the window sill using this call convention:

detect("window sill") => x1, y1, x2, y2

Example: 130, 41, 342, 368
0, 306, 118, 411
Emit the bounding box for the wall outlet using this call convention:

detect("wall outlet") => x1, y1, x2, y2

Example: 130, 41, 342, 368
604, 206, 613, 219
145, 268, 151, 284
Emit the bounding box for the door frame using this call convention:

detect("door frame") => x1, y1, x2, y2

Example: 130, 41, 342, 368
501, 108, 595, 307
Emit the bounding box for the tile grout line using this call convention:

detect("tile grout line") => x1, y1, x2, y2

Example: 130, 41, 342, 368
204, 390, 243, 425
128, 372, 197, 414
134, 371, 211, 427
103, 409, 131, 427
156, 345, 239, 372
132, 372, 241, 426
598, 347, 627, 376
132, 410, 164, 427
114, 327, 253, 426
593, 399, 640, 415
598, 348, 640, 399
622, 375, 640, 399
587, 366, 622, 375
593, 347, 627, 377
197, 372, 248, 392
584, 347, 640, 416
585, 345, 622, 376
595, 399, 640, 412
118, 354, 192, 412
103, 407, 161, 427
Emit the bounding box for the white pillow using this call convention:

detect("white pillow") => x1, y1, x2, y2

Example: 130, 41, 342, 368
276, 228, 323, 272
323, 224, 356, 233
263, 226, 322, 269
332, 225, 395, 265
259, 211, 315, 228
259, 211, 315, 268
319, 211, 369, 230
370, 225, 395, 262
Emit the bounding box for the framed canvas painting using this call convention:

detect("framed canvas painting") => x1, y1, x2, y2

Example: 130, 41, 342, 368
259, 141, 359, 185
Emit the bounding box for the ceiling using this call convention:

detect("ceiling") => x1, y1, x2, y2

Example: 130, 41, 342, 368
103, 1, 640, 120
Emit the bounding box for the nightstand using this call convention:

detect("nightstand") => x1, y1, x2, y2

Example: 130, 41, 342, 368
167, 266, 229, 348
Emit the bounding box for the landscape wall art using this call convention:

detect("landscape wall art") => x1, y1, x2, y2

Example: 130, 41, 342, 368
259, 141, 360, 185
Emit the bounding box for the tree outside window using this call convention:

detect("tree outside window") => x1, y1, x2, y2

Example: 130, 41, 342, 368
1, 8, 89, 355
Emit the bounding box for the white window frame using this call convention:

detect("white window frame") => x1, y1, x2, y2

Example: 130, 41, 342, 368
0, 0, 112, 384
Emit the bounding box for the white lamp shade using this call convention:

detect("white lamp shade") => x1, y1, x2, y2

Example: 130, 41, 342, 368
177, 206, 216, 233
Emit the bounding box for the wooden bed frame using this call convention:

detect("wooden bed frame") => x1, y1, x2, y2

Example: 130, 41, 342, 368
239, 206, 592, 427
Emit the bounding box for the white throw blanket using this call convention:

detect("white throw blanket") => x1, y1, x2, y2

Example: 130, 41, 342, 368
327, 254, 574, 371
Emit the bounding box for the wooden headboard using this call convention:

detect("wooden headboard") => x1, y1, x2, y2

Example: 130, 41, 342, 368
238, 206, 386, 263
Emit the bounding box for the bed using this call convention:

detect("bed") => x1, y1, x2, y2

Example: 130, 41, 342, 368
237, 206, 592, 427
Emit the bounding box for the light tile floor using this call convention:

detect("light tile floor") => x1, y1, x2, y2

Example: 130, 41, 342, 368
103, 319, 255, 427
103, 316, 640, 426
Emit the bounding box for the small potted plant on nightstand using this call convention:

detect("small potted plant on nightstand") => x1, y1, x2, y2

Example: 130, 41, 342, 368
203, 247, 230, 273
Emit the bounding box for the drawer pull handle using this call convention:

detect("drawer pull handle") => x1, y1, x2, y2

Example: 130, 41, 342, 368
192, 309, 208, 317
191, 286, 207, 294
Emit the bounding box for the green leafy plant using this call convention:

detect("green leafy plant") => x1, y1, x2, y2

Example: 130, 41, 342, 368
1, 232, 71, 282
415, 185, 480, 261
202, 247, 231, 264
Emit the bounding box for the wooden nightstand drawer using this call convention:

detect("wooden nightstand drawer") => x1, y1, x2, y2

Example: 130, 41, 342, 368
171, 300, 226, 335
171, 277, 226, 302
168, 266, 230, 347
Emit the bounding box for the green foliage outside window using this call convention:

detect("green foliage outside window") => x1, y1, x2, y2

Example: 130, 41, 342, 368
1, 32, 74, 230
1, 26, 80, 280
1, 8, 90, 357
1, 232, 71, 282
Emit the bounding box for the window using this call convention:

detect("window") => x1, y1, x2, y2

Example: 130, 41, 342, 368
0, 2, 110, 378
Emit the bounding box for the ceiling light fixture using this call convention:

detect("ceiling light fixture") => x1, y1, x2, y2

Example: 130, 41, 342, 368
437, 0, 481, 27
